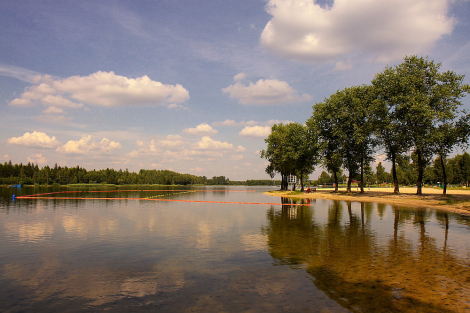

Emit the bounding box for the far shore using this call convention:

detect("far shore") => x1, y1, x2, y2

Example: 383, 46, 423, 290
265, 187, 470, 216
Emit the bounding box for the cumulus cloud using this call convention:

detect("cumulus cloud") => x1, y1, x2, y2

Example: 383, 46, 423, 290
9, 71, 190, 110
7, 131, 60, 148
183, 123, 218, 136
193, 136, 234, 150
100, 138, 122, 153
223, 79, 311, 105
230, 155, 244, 161
40, 95, 83, 108
56, 135, 121, 154
36, 114, 73, 124
212, 120, 259, 127
233, 72, 246, 81
239, 126, 271, 138
236, 145, 246, 152
260, 0, 455, 63
153, 135, 185, 148
167, 103, 187, 110
43, 107, 64, 114
27, 153, 47, 165
190, 167, 205, 173
8, 98, 33, 107
263, 119, 293, 126
335, 59, 352, 71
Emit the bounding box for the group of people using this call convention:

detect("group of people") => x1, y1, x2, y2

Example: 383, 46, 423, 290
304, 186, 316, 193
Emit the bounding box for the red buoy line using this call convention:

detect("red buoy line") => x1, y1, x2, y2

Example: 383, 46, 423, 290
14, 190, 311, 206
17, 189, 256, 198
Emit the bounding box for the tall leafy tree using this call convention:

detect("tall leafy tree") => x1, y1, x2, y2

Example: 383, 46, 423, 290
373, 55, 470, 195
371, 68, 410, 194
261, 123, 319, 191
432, 114, 470, 194
310, 85, 376, 192
308, 101, 343, 192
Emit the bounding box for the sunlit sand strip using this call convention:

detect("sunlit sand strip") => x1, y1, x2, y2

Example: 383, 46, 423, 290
317, 187, 470, 195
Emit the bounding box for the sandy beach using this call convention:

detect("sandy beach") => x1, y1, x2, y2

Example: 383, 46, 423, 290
266, 187, 470, 215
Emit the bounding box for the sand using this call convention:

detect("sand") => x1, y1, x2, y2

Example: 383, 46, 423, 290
265, 187, 470, 216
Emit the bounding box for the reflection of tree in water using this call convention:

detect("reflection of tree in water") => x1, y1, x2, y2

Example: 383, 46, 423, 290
263, 199, 470, 313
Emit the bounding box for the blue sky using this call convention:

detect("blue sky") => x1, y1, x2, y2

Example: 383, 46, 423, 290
1, 0, 470, 180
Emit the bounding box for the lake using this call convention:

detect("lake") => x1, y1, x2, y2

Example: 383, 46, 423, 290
1, 186, 469, 312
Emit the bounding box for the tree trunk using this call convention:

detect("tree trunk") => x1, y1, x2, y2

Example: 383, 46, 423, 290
333, 171, 339, 192
391, 155, 400, 194
440, 155, 447, 195
360, 158, 365, 193
300, 173, 304, 192
347, 173, 352, 192
416, 149, 423, 195
281, 174, 288, 190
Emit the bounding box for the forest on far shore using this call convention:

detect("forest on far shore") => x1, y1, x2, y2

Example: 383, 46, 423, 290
0, 161, 280, 186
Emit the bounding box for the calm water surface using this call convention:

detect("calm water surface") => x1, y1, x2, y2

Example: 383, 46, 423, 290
1, 186, 469, 312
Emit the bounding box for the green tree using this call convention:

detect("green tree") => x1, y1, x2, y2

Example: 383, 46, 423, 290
376, 162, 386, 184
310, 85, 376, 193
432, 114, 470, 194
261, 123, 319, 191
374, 55, 469, 195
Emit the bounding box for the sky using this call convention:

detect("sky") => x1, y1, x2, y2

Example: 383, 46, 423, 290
1, 0, 470, 181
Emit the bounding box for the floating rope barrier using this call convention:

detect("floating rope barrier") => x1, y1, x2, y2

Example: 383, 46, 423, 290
14, 190, 312, 206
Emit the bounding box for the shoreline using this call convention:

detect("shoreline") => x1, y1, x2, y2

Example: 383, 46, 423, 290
264, 187, 470, 216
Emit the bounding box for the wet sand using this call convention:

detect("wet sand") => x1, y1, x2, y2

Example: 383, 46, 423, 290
266, 187, 470, 215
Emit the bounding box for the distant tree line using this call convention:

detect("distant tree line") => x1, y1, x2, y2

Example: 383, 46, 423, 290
262, 56, 470, 195
0, 161, 281, 186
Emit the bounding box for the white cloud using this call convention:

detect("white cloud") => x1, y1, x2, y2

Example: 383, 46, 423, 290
193, 136, 234, 150
212, 120, 259, 127
190, 167, 205, 173
234, 72, 246, 81
56, 135, 94, 154
183, 123, 218, 136
127, 150, 140, 158
56, 135, 121, 154
40, 95, 83, 108
7, 131, 60, 148
212, 119, 239, 127
335, 60, 352, 71
154, 135, 185, 148
36, 114, 73, 124
8, 98, 33, 107
263, 119, 293, 126
230, 155, 244, 161
260, 0, 455, 63
223, 79, 311, 105
236, 145, 246, 152
167, 103, 187, 110
0, 64, 43, 83
99, 138, 122, 154
27, 153, 47, 165
239, 126, 271, 138
9, 71, 189, 108
43, 107, 64, 114
55, 71, 189, 106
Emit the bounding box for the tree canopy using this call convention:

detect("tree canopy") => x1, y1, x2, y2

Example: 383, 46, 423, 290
263, 55, 470, 195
